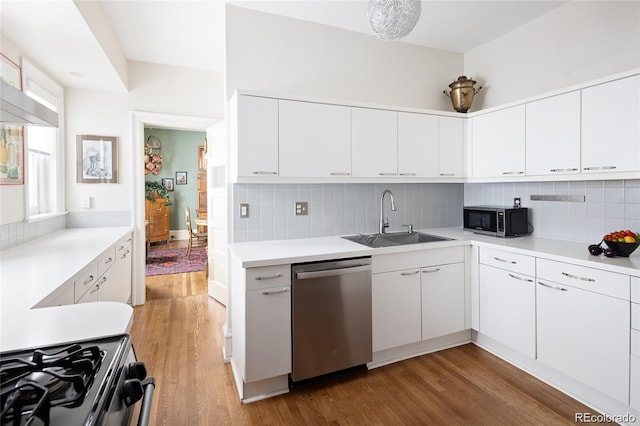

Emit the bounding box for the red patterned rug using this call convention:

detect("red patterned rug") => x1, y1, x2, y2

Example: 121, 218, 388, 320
146, 246, 207, 276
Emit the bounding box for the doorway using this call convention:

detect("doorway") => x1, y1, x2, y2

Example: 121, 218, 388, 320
131, 112, 220, 306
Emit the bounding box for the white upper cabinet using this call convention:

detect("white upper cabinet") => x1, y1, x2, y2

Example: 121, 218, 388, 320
352, 108, 398, 177
525, 91, 581, 176
397, 112, 438, 177
471, 105, 526, 178
438, 116, 465, 177
582, 74, 640, 173
235, 95, 279, 178
279, 100, 352, 178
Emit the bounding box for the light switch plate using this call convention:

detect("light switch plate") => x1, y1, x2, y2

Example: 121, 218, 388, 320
240, 203, 249, 218
81, 196, 92, 209
295, 202, 308, 216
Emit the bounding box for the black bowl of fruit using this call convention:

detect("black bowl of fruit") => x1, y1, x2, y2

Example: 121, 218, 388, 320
603, 230, 640, 257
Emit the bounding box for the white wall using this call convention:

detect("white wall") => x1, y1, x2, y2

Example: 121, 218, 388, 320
225, 5, 463, 110
465, 1, 640, 109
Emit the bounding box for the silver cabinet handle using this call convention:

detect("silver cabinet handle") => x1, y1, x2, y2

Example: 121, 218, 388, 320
494, 257, 516, 264
89, 285, 100, 295
550, 168, 579, 172
378, 172, 397, 176
330, 172, 351, 176
400, 270, 420, 276
538, 281, 568, 291
120, 249, 130, 260
399, 173, 416, 176
296, 265, 370, 280
104, 257, 113, 265
583, 166, 616, 171
255, 273, 283, 281
422, 268, 441, 273
252, 171, 278, 175
561, 272, 595, 282
83, 275, 95, 285
97, 276, 107, 285
118, 245, 125, 251
501, 171, 524, 175
439, 173, 455, 176
262, 287, 290, 296
508, 273, 533, 283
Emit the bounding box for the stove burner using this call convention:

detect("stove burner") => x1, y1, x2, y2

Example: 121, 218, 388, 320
1, 343, 104, 426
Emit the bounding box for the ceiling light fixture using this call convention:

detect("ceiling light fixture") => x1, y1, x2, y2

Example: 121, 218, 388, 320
367, 0, 422, 41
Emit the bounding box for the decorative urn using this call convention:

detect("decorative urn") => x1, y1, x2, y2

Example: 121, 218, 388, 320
443, 76, 483, 113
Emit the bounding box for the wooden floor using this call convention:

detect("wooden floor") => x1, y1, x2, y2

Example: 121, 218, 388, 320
130, 247, 605, 425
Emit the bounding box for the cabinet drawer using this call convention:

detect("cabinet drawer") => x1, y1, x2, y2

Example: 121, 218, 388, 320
246, 265, 291, 290
115, 233, 133, 254
633, 303, 640, 331
632, 276, 640, 303
73, 262, 99, 302
536, 258, 629, 300
372, 246, 463, 274
632, 329, 640, 357
97, 247, 116, 277
479, 247, 535, 276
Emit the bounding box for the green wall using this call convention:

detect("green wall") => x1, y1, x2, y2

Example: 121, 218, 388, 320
144, 128, 205, 232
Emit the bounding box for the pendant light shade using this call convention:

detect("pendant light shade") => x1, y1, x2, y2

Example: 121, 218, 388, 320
367, 0, 422, 41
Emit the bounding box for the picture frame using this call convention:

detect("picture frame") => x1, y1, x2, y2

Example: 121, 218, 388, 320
76, 135, 118, 184
1, 53, 22, 89
162, 177, 174, 191
0, 125, 24, 185
176, 171, 187, 185
198, 146, 206, 170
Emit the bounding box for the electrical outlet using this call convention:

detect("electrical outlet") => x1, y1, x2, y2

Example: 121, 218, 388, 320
295, 202, 308, 216
240, 203, 249, 218
514, 197, 521, 208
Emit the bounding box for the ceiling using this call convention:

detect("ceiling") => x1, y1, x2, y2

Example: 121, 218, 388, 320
0, 0, 567, 92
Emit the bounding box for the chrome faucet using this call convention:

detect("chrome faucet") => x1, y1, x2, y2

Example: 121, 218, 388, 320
379, 189, 397, 234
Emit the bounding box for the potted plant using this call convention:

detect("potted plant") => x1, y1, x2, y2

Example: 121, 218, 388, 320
145, 181, 172, 206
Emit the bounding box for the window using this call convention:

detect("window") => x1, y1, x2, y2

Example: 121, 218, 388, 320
22, 59, 64, 219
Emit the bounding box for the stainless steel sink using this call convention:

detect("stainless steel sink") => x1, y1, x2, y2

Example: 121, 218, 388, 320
343, 232, 451, 248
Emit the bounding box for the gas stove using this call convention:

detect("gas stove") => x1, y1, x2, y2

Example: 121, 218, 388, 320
1, 334, 154, 426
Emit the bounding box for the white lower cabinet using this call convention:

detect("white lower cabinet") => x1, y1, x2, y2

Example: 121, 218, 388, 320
99, 235, 132, 303
372, 269, 421, 352
478, 263, 535, 358
536, 260, 630, 404
631, 276, 640, 411
421, 263, 465, 341
33, 281, 75, 308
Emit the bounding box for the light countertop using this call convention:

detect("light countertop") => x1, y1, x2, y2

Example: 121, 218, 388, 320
229, 227, 640, 276
0, 227, 134, 352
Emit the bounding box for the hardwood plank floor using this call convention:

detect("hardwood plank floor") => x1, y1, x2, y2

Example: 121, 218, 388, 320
130, 257, 606, 425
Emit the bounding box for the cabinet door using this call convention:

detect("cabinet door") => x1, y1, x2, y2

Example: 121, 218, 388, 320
76, 284, 99, 304
479, 264, 535, 357
245, 286, 291, 382
526, 91, 581, 176
397, 112, 438, 177
471, 105, 525, 178
237, 95, 279, 177
438, 116, 464, 177
352, 108, 397, 177
279, 100, 351, 178
537, 280, 630, 404
421, 263, 465, 341
99, 241, 132, 304
372, 269, 422, 352
582, 75, 640, 173
147, 200, 169, 244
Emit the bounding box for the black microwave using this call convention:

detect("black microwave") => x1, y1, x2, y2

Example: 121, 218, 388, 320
463, 206, 530, 237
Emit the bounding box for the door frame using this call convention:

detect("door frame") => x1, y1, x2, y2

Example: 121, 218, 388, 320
131, 111, 219, 306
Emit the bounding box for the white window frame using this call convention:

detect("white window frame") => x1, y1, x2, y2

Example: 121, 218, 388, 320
21, 59, 66, 221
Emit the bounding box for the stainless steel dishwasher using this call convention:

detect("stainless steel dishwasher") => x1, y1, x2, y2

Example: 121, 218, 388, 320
291, 257, 372, 382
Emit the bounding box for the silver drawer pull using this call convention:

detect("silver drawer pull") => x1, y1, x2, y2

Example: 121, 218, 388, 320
330, 172, 351, 176
583, 166, 616, 171
98, 276, 107, 285
399, 173, 416, 176
494, 257, 516, 264
255, 273, 283, 281
252, 171, 278, 175
400, 270, 420, 276
422, 268, 441, 273
561, 272, 595, 282
262, 288, 290, 296
118, 245, 125, 251
89, 285, 100, 295
83, 275, 95, 285
439, 173, 455, 176
501, 171, 524, 175
378, 172, 397, 176
120, 249, 130, 260
104, 257, 113, 265
550, 168, 579, 172
538, 281, 568, 291
508, 273, 533, 283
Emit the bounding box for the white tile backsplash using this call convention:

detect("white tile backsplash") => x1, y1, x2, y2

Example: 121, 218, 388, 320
464, 179, 640, 243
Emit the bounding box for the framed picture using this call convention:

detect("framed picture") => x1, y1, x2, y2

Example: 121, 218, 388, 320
76, 135, 118, 183
1, 53, 22, 88
198, 146, 206, 170
0, 125, 24, 185
162, 177, 174, 191
176, 171, 187, 185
